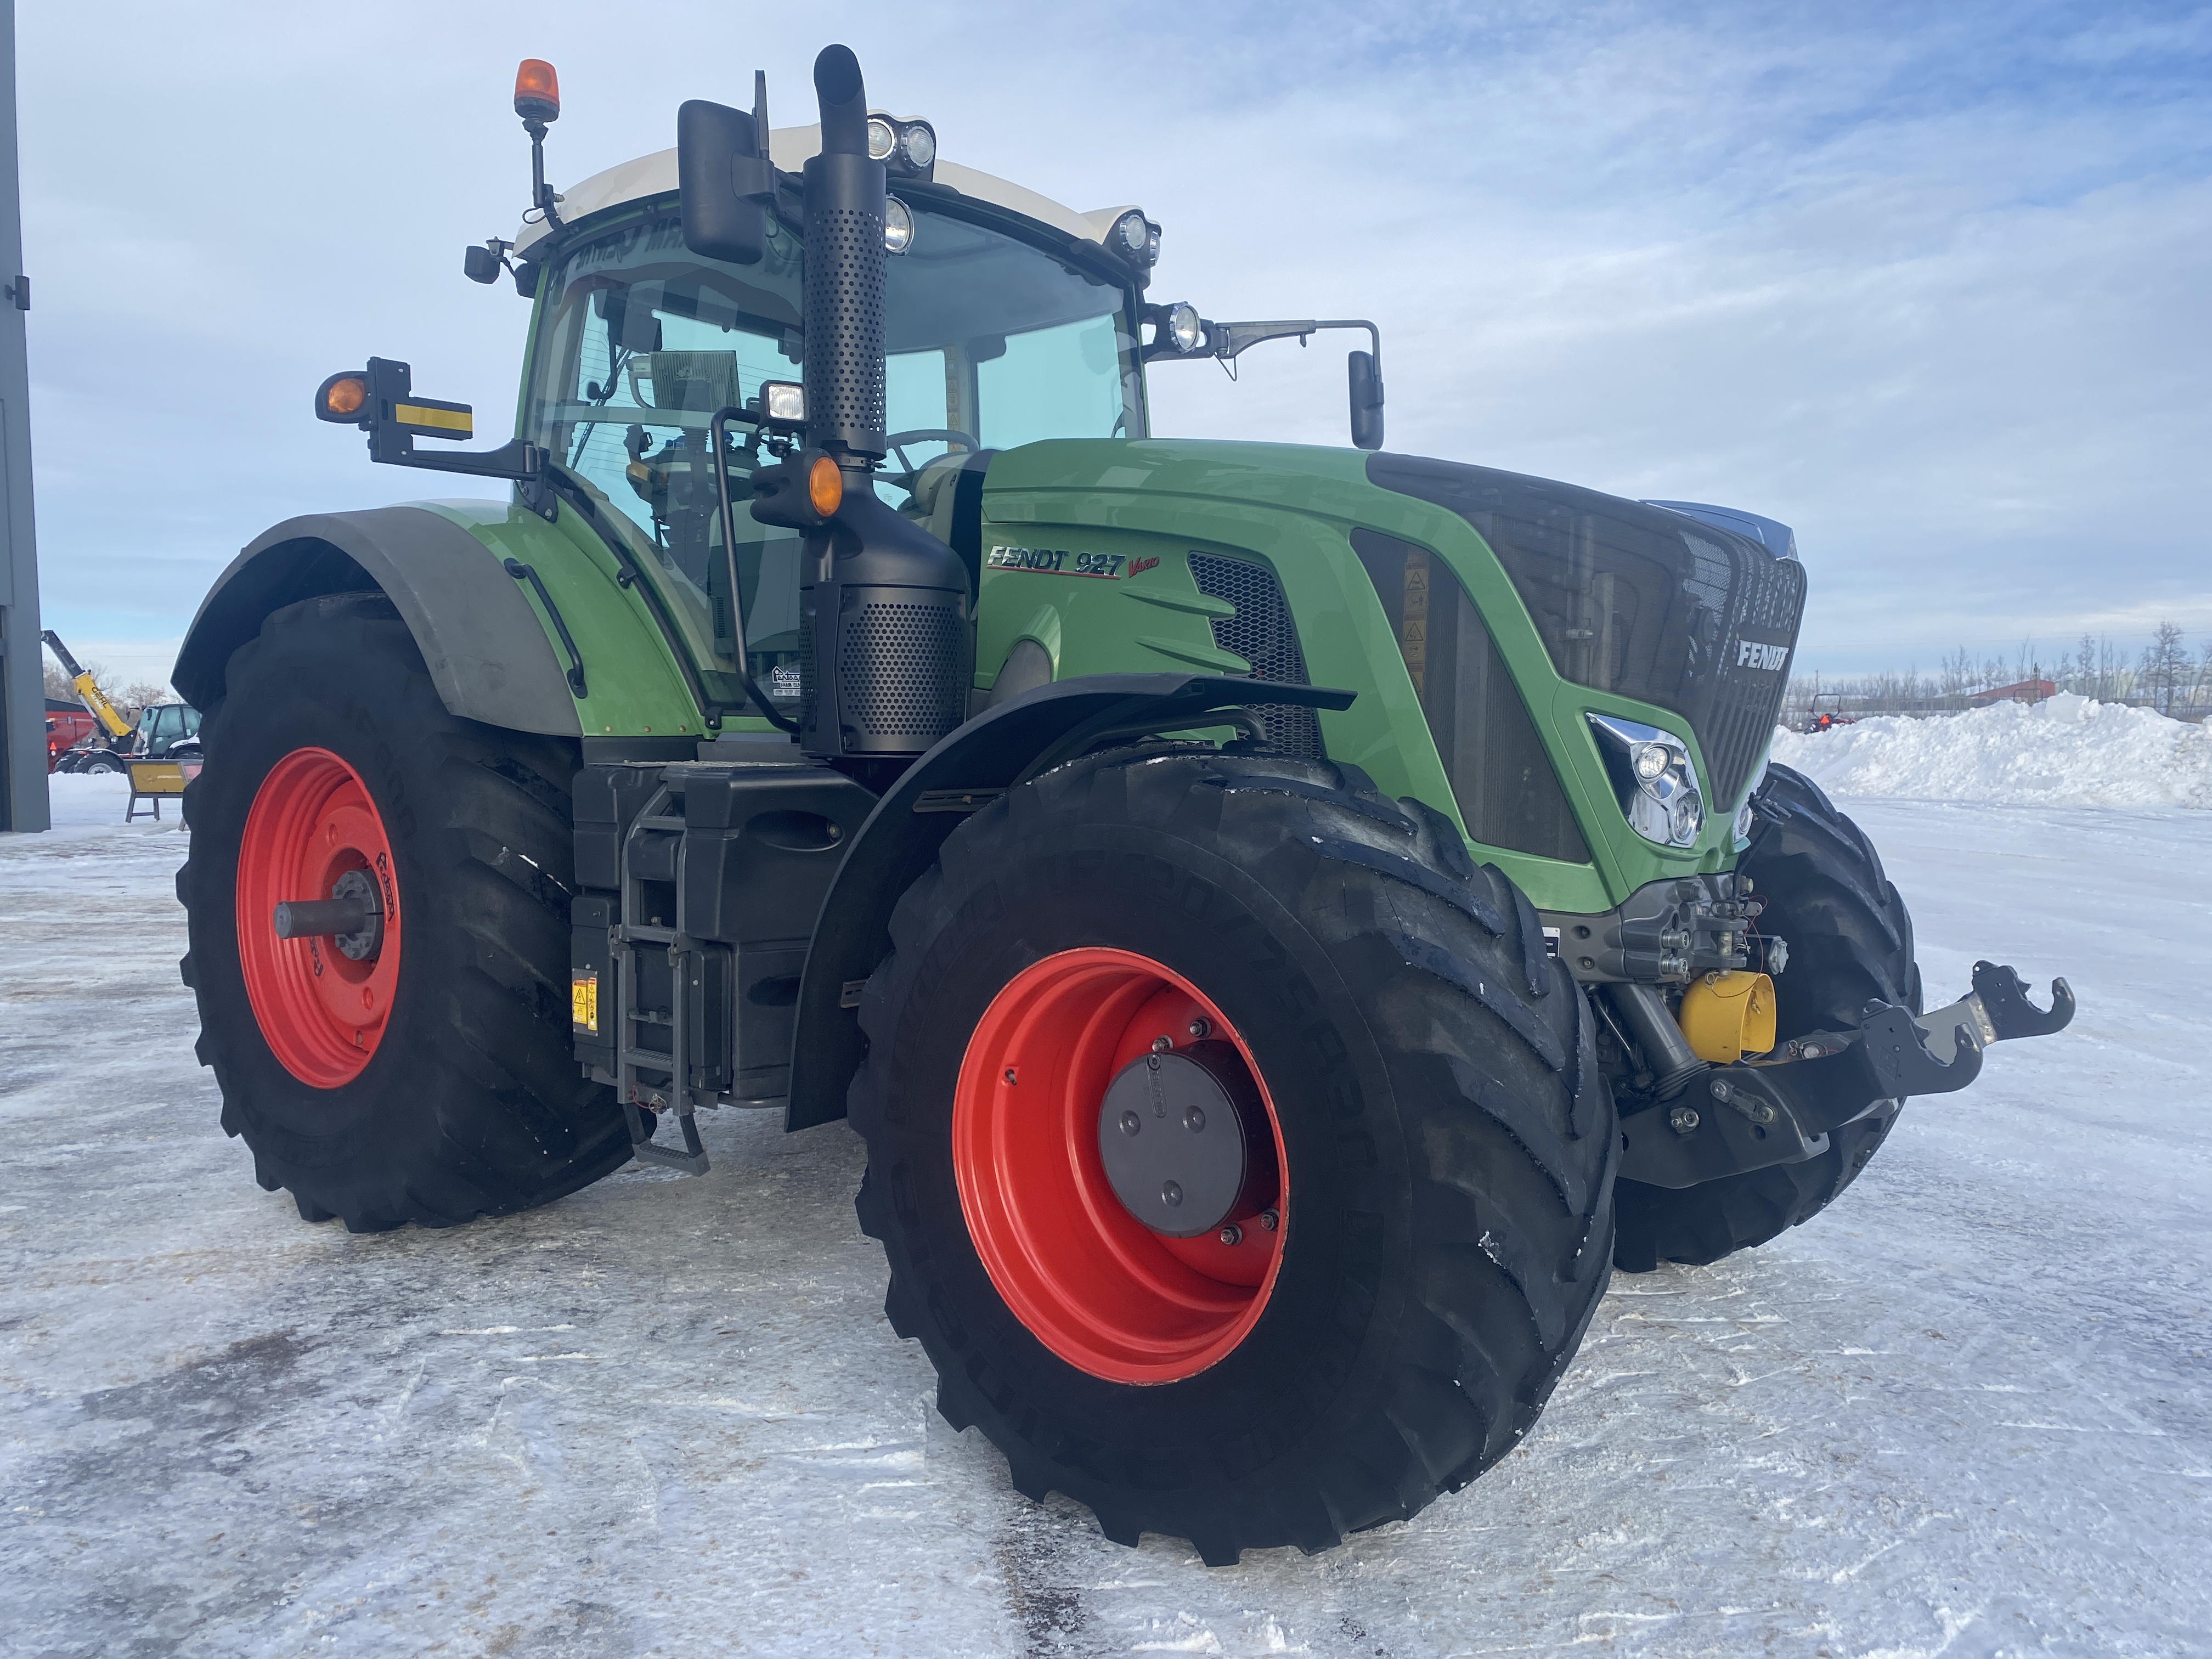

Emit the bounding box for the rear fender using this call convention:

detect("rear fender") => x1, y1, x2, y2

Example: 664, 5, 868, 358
172, 506, 583, 736
785, 673, 1355, 1129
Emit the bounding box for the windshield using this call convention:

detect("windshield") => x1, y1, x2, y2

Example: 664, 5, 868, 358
522, 198, 1143, 712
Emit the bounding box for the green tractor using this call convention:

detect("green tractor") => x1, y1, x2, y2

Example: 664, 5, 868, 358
172, 47, 2072, 1562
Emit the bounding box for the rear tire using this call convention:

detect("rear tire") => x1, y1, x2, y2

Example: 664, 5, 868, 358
177, 592, 630, 1231
849, 747, 1617, 1562
1613, 763, 1920, 1272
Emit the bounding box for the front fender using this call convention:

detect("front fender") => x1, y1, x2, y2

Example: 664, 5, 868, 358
172, 505, 583, 736
786, 673, 1354, 1129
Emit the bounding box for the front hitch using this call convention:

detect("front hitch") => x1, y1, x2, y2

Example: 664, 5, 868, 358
1850, 961, 2074, 1099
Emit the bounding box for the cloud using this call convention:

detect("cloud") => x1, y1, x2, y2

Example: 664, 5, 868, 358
17, 0, 2209, 678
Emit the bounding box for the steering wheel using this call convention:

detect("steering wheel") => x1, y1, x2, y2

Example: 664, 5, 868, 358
884, 427, 980, 479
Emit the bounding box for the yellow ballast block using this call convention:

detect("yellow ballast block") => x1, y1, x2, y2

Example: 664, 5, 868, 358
1678, 970, 1776, 1064
395, 401, 473, 436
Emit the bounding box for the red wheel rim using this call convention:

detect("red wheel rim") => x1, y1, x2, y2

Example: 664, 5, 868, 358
234, 747, 402, 1088
953, 947, 1289, 1384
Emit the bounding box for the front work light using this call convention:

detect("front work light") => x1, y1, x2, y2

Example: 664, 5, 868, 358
1588, 713, 1706, 849
759, 380, 806, 429
1166, 301, 1204, 353
866, 116, 897, 161
899, 122, 935, 169
514, 59, 561, 123
884, 196, 914, 254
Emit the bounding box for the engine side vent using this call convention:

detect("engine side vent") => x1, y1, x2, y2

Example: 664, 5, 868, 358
1186, 552, 1325, 761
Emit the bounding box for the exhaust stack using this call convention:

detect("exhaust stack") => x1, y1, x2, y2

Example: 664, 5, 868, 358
803, 46, 888, 469
758, 46, 969, 773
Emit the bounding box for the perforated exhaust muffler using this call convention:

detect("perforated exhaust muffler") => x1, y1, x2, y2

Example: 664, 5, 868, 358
777, 46, 969, 766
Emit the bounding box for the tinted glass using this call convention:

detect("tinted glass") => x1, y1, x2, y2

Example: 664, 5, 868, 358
1353, 529, 1591, 865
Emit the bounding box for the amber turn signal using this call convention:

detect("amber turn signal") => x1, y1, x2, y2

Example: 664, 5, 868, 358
514, 59, 561, 123
315, 371, 369, 423
808, 454, 844, 518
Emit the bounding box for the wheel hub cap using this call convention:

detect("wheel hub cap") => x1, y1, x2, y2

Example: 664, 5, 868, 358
1097, 1043, 1267, 1238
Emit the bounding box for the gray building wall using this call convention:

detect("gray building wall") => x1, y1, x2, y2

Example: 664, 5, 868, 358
0, 0, 46, 831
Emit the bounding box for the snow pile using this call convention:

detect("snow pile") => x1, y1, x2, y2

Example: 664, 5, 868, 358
1771, 697, 2212, 808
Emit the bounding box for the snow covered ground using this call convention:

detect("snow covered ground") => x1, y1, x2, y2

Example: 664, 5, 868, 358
3, 767, 2207, 1658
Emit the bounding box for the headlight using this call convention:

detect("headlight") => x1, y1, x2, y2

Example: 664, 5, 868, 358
866, 117, 897, 161
1166, 301, 1203, 353
899, 122, 935, 169
1588, 714, 1707, 849
883, 196, 914, 254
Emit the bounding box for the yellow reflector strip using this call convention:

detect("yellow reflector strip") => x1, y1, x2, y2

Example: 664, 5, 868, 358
572, 973, 598, 1033
396, 402, 473, 435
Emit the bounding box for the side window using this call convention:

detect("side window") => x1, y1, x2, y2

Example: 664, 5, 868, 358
1352, 529, 1591, 865
540, 264, 807, 695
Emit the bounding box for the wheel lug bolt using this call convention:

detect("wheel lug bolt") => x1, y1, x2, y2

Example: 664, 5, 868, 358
1219, 1223, 1243, 1246
1259, 1208, 1278, 1231
1184, 1105, 1205, 1133
1187, 1018, 1210, 1039
1119, 1110, 1141, 1137
1003, 1068, 1017, 1085
1161, 1180, 1182, 1207
1150, 1035, 1172, 1054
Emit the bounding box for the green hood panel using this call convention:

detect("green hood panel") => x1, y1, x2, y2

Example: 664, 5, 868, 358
973, 438, 1766, 912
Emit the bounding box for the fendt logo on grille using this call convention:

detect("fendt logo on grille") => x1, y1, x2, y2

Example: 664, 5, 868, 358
1735, 639, 1790, 672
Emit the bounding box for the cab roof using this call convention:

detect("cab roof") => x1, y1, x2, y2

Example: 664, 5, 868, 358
514, 123, 1138, 258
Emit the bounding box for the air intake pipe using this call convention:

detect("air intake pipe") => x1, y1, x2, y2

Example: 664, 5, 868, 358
755, 46, 970, 774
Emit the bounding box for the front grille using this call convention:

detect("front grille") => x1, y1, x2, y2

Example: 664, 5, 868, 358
1365, 453, 1805, 811
1702, 552, 1805, 805
1186, 552, 1324, 760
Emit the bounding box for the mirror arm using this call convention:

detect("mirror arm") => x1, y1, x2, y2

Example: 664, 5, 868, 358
1149, 317, 1382, 373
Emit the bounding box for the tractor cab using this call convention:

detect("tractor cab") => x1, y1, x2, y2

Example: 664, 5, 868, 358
510, 140, 1151, 719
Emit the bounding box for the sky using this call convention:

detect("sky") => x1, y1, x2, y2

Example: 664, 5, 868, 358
16, 0, 2211, 690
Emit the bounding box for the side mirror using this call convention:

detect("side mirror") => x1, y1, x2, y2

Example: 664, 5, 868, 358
679, 99, 773, 267
1348, 350, 1385, 451
462, 244, 503, 285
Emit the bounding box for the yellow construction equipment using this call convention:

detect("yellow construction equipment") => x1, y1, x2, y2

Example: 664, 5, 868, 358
41, 630, 132, 741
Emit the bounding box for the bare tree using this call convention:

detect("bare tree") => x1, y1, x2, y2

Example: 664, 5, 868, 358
115, 680, 175, 713
2139, 622, 2188, 715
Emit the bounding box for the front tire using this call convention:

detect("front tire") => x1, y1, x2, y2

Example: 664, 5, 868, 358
1613, 763, 1921, 1271
849, 748, 1617, 1562
178, 592, 631, 1231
